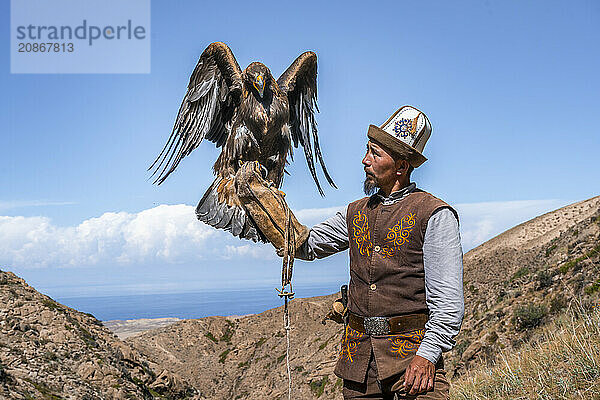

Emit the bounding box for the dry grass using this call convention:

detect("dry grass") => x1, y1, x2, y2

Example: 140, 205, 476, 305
451, 303, 600, 400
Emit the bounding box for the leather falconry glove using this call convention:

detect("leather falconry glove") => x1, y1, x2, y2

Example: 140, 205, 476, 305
235, 161, 309, 253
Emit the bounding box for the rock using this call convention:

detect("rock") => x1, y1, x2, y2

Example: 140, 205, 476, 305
462, 341, 482, 362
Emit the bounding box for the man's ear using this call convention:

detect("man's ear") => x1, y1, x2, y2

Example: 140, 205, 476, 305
396, 159, 410, 175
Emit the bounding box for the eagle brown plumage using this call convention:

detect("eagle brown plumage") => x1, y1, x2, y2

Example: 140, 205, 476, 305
149, 42, 336, 242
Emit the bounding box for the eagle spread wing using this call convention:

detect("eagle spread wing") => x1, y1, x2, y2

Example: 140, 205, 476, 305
149, 42, 243, 185
278, 52, 337, 196
149, 43, 336, 242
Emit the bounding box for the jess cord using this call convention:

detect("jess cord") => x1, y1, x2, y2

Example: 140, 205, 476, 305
15, 19, 146, 46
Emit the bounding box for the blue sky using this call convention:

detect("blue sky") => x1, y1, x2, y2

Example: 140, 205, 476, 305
1, 0, 599, 299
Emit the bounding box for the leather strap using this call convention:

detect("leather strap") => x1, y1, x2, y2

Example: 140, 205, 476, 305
348, 312, 428, 335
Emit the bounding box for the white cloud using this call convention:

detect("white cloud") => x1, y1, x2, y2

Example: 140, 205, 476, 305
0, 199, 572, 269
223, 244, 276, 260
455, 199, 571, 251
0, 204, 270, 269
294, 205, 344, 226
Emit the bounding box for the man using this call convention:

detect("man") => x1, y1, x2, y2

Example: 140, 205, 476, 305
295, 106, 464, 399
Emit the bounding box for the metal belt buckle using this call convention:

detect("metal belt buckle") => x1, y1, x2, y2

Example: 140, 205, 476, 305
364, 316, 390, 335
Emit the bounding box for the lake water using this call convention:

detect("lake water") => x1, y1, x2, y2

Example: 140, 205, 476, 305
56, 283, 342, 321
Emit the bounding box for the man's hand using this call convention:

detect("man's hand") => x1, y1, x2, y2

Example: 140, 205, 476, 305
403, 355, 435, 395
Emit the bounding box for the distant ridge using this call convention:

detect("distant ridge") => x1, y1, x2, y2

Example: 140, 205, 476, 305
466, 196, 600, 256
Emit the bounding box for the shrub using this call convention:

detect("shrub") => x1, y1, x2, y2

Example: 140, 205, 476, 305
204, 332, 218, 343
218, 349, 230, 364
550, 296, 567, 314
309, 376, 329, 398
0, 363, 7, 383
334, 377, 343, 390
584, 280, 600, 295
545, 244, 557, 257
512, 304, 547, 331
497, 289, 507, 303
536, 269, 553, 290
486, 331, 499, 344
511, 267, 530, 281
220, 320, 235, 343
558, 245, 599, 274
454, 340, 471, 359
559, 260, 575, 274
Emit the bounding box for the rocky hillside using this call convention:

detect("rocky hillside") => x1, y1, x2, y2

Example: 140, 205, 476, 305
450, 196, 600, 377
451, 303, 600, 399
126, 196, 600, 399
127, 295, 344, 400
0, 270, 198, 399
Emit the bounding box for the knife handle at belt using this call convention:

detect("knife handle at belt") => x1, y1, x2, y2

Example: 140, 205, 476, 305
341, 285, 348, 309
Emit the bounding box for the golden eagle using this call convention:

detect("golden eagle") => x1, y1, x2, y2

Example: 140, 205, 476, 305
149, 42, 336, 242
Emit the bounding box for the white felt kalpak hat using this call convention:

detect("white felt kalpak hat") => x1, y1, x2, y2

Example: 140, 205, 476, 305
367, 105, 432, 168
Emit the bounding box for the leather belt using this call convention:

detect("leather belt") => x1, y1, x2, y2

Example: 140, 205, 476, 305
348, 312, 428, 336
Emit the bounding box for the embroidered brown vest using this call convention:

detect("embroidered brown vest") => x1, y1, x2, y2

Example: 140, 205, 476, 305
334, 189, 456, 382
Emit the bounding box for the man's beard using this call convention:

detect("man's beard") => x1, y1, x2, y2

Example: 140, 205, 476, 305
363, 174, 378, 195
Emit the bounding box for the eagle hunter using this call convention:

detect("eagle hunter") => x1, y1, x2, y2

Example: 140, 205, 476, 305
149, 42, 336, 242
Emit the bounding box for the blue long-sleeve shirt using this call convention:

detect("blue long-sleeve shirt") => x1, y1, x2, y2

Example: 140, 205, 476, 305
296, 183, 464, 364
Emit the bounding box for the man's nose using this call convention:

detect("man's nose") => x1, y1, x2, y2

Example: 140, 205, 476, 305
362, 153, 370, 166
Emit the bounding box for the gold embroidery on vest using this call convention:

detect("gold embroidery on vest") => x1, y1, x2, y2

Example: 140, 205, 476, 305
381, 213, 416, 258
352, 211, 372, 256
381, 246, 395, 258
339, 325, 364, 363
386, 329, 425, 358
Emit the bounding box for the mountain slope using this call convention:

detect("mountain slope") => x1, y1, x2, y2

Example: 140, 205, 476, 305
450, 306, 600, 399
0, 270, 198, 399
127, 294, 344, 399
451, 196, 600, 377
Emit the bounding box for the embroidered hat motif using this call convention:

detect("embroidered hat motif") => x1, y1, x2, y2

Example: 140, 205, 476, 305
367, 105, 432, 168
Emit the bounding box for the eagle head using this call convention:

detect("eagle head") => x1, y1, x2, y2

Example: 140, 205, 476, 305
246, 62, 272, 99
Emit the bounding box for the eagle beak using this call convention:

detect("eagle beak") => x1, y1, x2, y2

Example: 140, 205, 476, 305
253, 75, 264, 98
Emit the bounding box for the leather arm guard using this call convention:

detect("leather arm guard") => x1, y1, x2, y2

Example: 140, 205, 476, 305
235, 161, 309, 252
